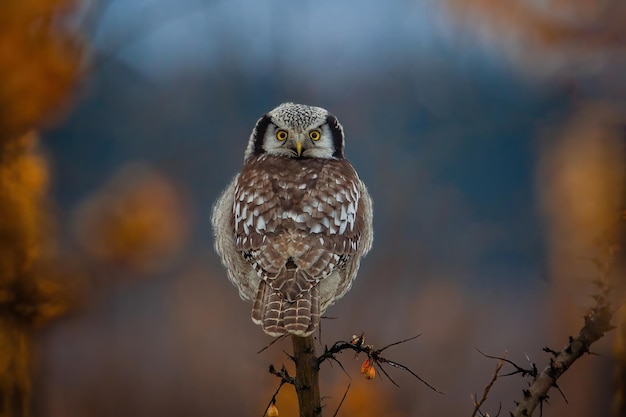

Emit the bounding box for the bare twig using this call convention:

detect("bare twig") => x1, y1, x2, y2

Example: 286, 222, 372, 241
378, 334, 422, 351
262, 365, 295, 417
268, 364, 295, 386
331, 383, 351, 417
471, 348, 507, 417
257, 334, 288, 354
261, 379, 287, 417
477, 351, 537, 379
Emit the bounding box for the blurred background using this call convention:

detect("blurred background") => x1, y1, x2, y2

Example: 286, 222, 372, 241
1, 0, 625, 416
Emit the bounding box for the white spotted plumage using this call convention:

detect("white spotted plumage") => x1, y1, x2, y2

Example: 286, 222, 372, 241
212, 103, 373, 337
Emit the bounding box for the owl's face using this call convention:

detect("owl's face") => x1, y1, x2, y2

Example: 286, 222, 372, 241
244, 103, 345, 161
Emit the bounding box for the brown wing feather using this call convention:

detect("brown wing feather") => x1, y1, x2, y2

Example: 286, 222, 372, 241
235, 154, 367, 336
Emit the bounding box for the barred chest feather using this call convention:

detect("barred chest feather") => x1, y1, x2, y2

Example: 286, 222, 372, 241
232, 154, 364, 277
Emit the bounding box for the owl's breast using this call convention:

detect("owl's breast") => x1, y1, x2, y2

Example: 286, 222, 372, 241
238, 156, 359, 238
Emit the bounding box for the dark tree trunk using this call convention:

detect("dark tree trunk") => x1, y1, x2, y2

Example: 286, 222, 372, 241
291, 335, 322, 417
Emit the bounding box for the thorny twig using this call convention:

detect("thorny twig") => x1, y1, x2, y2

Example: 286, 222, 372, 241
317, 333, 443, 393
478, 278, 615, 417
511, 284, 614, 417
516, 249, 616, 417
473, 236, 620, 417
264, 332, 441, 416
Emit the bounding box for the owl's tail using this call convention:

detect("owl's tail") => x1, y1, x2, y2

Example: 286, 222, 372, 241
251, 268, 320, 337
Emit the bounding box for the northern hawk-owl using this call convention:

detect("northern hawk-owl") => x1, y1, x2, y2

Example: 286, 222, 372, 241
212, 103, 373, 337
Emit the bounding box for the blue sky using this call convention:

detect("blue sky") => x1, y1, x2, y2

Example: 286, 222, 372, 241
92, 0, 483, 79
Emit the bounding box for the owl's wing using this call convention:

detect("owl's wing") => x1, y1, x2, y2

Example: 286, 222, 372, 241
333, 178, 373, 301
211, 175, 258, 301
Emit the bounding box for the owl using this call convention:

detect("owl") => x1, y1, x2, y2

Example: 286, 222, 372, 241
212, 103, 373, 337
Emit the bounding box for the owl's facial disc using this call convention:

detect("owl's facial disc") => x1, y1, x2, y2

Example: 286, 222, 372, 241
244, 103, 345, 161
272, 126, 306, 157
271, 124, 323, 158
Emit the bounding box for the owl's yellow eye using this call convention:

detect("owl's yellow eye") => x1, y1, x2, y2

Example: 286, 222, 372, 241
276, 130, 288, 141
309, 130, 321, 141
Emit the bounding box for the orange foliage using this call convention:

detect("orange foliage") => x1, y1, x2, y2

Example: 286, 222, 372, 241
0, 0, 84, 142
443, 0, 626, 75
361, 359, 376, 380
0, 132, 73, 416
0, 0, 87, 329
444, 0, 626, 47
0, 131, 79, 326
538, 102, 625, 283
0, 132, 50, 282
0, 2, 84, 411
73, 163, 190, 273
535, 101, 625, 417
266, 402, 279, 417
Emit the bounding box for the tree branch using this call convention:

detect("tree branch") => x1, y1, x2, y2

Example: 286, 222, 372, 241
292, 335, 322, 417
266, 332, 441, 416
512, 293, 614, 416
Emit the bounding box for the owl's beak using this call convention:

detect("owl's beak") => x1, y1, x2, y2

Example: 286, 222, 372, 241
295, 140, 303, 157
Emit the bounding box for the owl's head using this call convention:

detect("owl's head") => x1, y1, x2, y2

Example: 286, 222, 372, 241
244, 103, 345, 161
